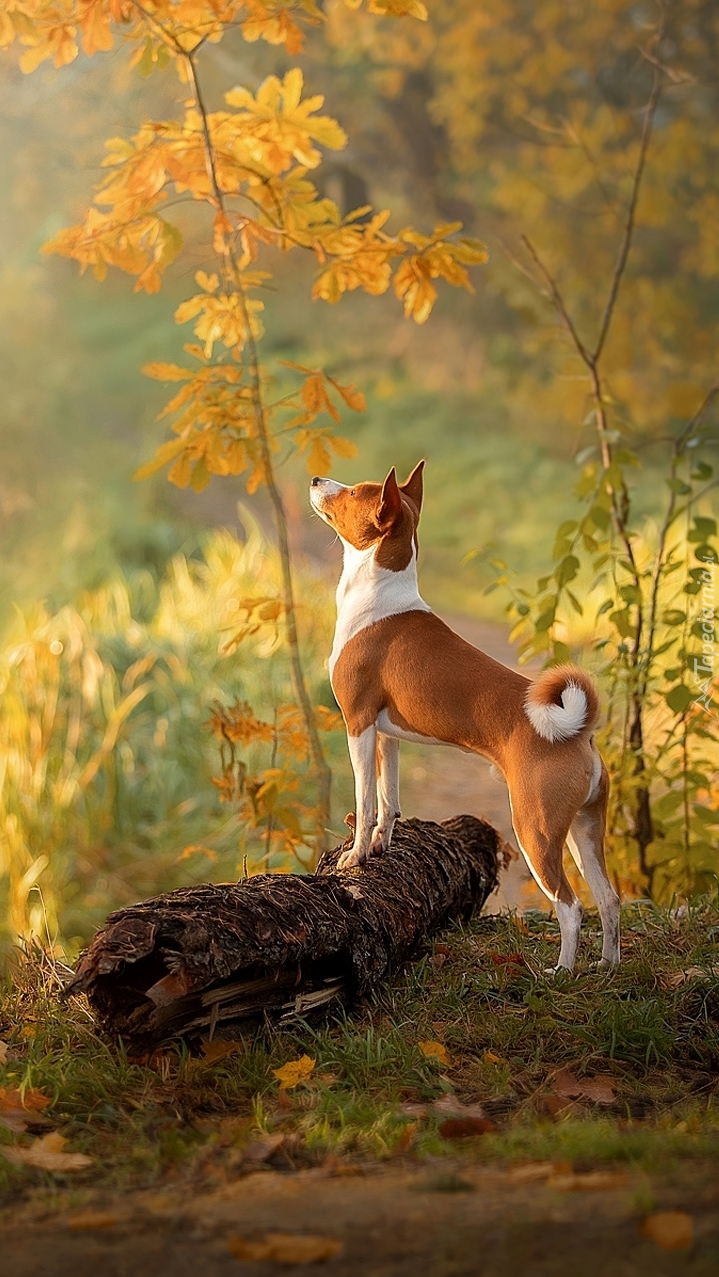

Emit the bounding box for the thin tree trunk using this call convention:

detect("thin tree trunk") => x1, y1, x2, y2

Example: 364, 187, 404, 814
184, 50, 332, 853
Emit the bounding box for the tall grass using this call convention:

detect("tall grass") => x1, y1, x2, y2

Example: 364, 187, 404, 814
0, 522, 344, 953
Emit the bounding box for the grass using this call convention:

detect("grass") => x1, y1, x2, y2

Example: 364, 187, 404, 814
1, 901, 717, 1214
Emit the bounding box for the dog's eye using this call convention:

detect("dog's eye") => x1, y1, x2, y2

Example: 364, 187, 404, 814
350, 489, 356, 497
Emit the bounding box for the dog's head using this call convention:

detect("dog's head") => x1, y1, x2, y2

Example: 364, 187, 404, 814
309, 462, 425, 563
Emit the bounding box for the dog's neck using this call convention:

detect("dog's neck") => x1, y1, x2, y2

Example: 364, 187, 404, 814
329, 537, 430, 678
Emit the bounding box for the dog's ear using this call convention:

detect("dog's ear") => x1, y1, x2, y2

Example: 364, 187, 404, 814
400, 459, 425, 516
376, 467, 403, 529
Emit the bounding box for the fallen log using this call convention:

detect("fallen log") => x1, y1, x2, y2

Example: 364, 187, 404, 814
67, 816, 502, 1051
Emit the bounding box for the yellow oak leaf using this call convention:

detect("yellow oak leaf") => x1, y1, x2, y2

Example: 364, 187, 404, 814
418, 1040, 452, 1067
272, 1054, 316, 1090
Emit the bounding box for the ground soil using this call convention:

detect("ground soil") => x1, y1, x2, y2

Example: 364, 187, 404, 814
3, 1160, 718, 1276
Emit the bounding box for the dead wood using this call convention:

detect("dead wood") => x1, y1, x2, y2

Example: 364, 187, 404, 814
66, 816, 502, 1050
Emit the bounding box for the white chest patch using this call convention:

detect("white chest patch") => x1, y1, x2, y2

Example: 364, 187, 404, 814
328, 540, 430, 680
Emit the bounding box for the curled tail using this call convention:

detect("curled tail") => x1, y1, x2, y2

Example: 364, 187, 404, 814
524, 664, 600, 743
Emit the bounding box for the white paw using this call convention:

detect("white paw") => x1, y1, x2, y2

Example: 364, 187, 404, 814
543, 964, 574, 978
337, 844, 367, 870
597, 956, 620, 972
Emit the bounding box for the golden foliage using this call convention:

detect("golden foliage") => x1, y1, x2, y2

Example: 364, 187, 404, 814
272, 1053, 316, 1088
7, 0, 486, 871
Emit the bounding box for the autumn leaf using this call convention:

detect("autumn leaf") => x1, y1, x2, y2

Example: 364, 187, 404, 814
0, 1086, 51, 1113
438, 1116, 495, 1138
326, 376, 367, 412
142, 363, 193, 382
418, 1040, 451, 1067
272, 1054, 316, 1090
2, 1131, 94, 1173
392, 1121, 417, 1153
241, 1133, 286, 1164
198, 1039, 241, 1064
368, 0, 428, 18
490, 951, 527, 971
432, 1095, 487, 1121
550, 1067, 616, 1106
641, 1212, 694, 1251
307, 435, 332, 476
549, 1170, 630, 1191
228, 1233, 342, 1264
66, 1211, 123, 1231
0, 1041, 8, 1063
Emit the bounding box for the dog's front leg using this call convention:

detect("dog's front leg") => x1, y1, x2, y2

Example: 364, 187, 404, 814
371, 733, 400, 856
337, 726, 377, 869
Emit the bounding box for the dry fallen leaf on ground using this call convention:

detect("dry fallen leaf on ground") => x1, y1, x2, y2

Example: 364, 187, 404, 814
550, 1067, 616, 1105
227, 1233, 343, 1264
0, 1086, 51, 1112
0, 1041, 8, 1064
490, 951, 528, 971
399, 1101, 428, 1118
2, 1131, 94, 1172
241, 1133, 286, 1164
273, 1055, 316, 1090
0, 1108, 53, 1134
0, 1086, 54, 1133
506, 1160, 572, 1183
438, 1116, 496, 1139
549, 1170, 629, 1192
418, 1040, 451, 1067
641, 1211, 694, 1250
433, 1094, 487, 1120
664, 966, 719, 989
66, 1210, 123, 1230
198, 1039, 241, 1065
392, 1121, 418, 1154
535, 1094, 583, 1119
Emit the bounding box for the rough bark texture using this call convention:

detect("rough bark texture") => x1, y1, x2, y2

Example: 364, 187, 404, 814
67, 816, 502, 1051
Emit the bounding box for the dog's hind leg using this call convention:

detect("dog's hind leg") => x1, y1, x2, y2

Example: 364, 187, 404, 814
509, 782, 582, 973
567, 760, 620, 968
371, 733, 400, 856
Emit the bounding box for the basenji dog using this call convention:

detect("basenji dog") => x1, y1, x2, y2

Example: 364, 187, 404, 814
310, 462, 620, 972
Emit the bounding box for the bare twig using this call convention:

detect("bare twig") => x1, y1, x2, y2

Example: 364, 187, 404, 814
592, 63, 662, 364
182, 49, 332, 855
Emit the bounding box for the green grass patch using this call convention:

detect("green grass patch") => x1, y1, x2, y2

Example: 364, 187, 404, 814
0, 901, 717, 1211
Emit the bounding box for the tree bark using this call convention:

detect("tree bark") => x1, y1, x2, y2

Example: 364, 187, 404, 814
67, 816, 503, 1052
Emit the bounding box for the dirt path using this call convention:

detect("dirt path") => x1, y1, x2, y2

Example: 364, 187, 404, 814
3, 1161, 717, 1276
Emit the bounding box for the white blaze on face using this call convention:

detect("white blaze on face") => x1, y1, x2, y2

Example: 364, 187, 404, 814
309, 477, 347, 523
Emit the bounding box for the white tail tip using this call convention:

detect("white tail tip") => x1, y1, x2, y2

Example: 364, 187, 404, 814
525, 681, 588, 743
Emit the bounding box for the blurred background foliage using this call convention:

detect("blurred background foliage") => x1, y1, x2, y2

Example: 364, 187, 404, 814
0, 0, 717, 947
